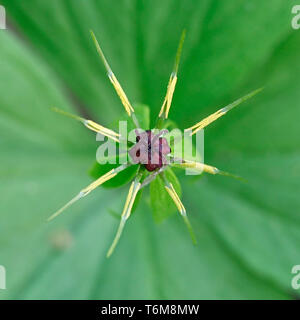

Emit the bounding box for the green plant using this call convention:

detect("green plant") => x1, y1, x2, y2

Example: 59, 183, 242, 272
49, 31, 261, 257
1, 1, 299, 300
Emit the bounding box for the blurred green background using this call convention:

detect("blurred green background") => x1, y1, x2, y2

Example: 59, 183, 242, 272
0, 0, 300, 299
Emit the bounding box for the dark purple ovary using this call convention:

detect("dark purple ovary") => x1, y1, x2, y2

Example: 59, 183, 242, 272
129, 130, 171, 172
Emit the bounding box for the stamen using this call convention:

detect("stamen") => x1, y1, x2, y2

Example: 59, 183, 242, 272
47, 164, 130, 222
170, 158, 245, 181
47, 192, 84, 222
159, 75, 178, 119
84, 120, 120, 137
185, 88, 264, 135
217, 170, 247, 182
90, 31, 138, 124
81, 169, 117, 195
52, 107, 120, 143
107, 72, 134, 116
165, 183, 185, 214
158, 30, 186, 120
106, 216, 126, 258
162, 175, 197, 244
107, 178, 141, 257
173, 161, 219, 174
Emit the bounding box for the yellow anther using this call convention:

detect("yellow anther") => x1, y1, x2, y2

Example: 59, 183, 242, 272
81, 170, 117, 195
107, 180, 141, 257
84, 120, 120, 142
159, 74, 178, 119
84, 120, 120, 137
159, 30, 186, 120
185, 88, 263, 135
90, 30, 135, 117
203, 164, 219, 175
175, 161, 219, 175
165, 183, 186, 215
52, 107, 120, 142
48, 166, 129, 222
186, 109, 226, 135
164, 180, 196, 244
107, 72, 134, 116
171, 159, 245, 182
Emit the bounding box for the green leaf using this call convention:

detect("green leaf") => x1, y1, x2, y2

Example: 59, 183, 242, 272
150, 168, 182, 223
1, 0, 299, 300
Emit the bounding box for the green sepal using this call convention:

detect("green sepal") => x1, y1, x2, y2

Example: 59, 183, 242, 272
150, 167, 182, 223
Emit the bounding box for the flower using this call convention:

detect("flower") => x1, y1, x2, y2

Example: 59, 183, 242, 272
48, 30, 262, 257
129, 130, 171, 171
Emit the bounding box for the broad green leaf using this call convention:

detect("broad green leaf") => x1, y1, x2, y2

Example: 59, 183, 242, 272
150, 168, 182, 223
1, 0, 299, 300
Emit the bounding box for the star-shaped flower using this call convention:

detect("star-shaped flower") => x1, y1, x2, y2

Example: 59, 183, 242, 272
48, 30, 262, 257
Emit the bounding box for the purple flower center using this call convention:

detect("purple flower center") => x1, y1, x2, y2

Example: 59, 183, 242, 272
129, 130, 171, 172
